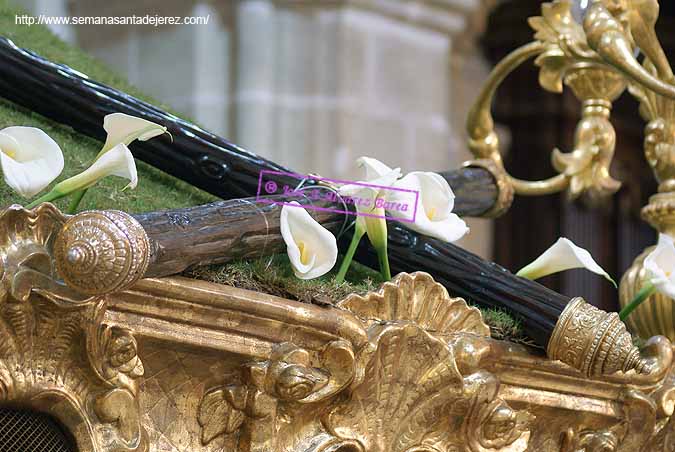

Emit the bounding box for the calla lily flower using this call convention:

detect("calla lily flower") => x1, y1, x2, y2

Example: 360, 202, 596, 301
0, 126, 63, 198
27, 144, 138, 208
620, 233, 675, 321
340, 177, 400, 249
389, 171, 469, 243
67, 113, 167, 213
101, 113, 167, 154
280, 202, 338, 280
643, 233, 675, 299
340, 157, 401, 245
338, 157, 401, 281
516, 237, 616, 286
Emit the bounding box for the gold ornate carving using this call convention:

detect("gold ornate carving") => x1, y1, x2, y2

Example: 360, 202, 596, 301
192, 272, 532, 452
619, 247, 675, 341
325, 323, 531, 452
583, 0, 675, 100
337, 271, 490, 336
4, 205, 675, 451
548, 298, 646, 377
554, 66, 624, 202
197, 339, 357, 449
465, 1, 628, 204
0, 204, 147, 452
54, 209, 150, 296
529, 0, 596, 94
614, 44, 675, 342
466, 0, 675, 215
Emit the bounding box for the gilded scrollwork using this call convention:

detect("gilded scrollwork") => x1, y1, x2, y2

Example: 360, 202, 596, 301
529, 0, 596, 93
583, 0, 675, 100
4, 207, 675, 451
197, 340, 357, 448
0, 203, 147, 452
325, 323, 531, 452
561, 428, 620, 452
195, 272, 533, 452
465, 1, 630, 203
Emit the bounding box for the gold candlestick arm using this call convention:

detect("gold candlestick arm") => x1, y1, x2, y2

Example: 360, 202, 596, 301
466, 1, 628, 204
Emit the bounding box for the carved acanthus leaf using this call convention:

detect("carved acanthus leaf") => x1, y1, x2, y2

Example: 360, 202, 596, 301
529, 1, 595, 92
0, 203, 148, 452
198, 386, 247, 445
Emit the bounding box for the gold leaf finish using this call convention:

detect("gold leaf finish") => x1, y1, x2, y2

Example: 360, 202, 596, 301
466, 1, 629, 204
54, 210, 150, 296
619, 247, 675, 341
529, 0, 593, 93
548, 298, 646, 377
0, 204, 147, 452
2, 207, 675, 450
337, 271, 490, 336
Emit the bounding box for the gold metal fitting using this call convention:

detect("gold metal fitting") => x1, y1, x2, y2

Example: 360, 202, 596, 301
54, 210, 150, 295
548, 298, 646, 377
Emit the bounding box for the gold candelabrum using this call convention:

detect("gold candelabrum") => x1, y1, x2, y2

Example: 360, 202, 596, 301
467, 0, 675, 340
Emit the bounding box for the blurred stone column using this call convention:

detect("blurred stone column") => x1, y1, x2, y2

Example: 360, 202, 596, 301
234, 0, 279, 161
70, 0, 230, 136
12, 0, 74, 43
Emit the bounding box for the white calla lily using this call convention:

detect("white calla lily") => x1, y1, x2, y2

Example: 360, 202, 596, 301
516, 237, 616, 286
620, 233, 675, 321
280, 202, 338, 280
359, 156, 395, 180
27, 144, 138, 208
64, 143, 138, 191
388, 171, 469, 242
339, 157, 401, 248
102, 113, 167, 153
643, 233, 675, 299
0, 126, 63, 198
66, 113, 166, 213
337, 157, 401, 281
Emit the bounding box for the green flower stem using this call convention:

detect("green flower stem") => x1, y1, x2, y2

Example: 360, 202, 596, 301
335, 224, 365, 284
25, 189, 65, 209
26, 169, 100, 210
619, 282, 657, 321
67, 189, 87, 214
377, 244, 392, 281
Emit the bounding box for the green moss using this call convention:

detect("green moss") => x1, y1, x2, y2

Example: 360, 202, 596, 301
187, 255, 540, 347
0, 0, 214, 212
185, 255, 385, 305
480, 308, 540, 349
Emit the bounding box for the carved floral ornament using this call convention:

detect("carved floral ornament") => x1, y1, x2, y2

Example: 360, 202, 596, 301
0, 201, 539, 452
196, 272, 533, 452
0, 203, 673, 451
466, 0, 675, 205
0, 203, 148, 452
0, 202, 674, 451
